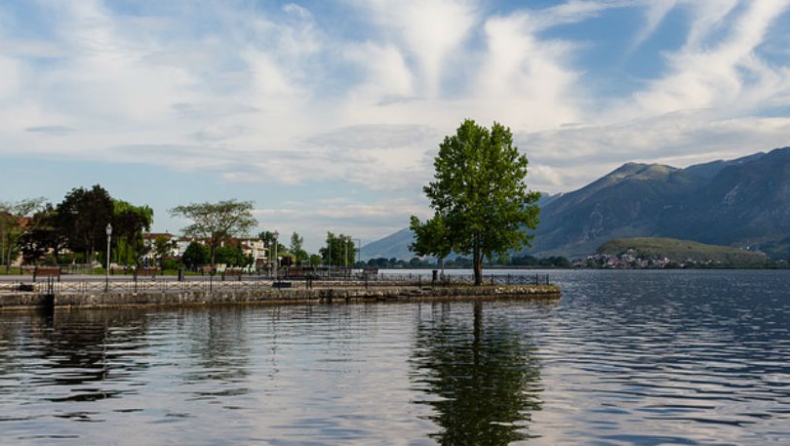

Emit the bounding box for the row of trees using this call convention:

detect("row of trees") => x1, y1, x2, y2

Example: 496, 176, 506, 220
1, 185, 152, 270
2, 187, 359, 271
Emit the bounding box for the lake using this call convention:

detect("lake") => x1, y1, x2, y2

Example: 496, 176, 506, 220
1, 269, 788, 445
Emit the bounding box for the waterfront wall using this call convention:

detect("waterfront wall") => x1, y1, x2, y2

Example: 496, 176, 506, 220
0, 284, 560, 311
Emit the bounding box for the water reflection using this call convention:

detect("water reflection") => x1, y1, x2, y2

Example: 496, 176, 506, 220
0, 309, 152, 429
180, 306, 251, 384
411, 302, 544, 445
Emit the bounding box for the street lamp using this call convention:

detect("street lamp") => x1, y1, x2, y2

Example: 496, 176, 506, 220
105, 223, 112, 292
355, 238, 361, 266
273, 230, 279, 280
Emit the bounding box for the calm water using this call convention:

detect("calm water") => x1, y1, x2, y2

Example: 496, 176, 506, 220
1, 270, 788, 445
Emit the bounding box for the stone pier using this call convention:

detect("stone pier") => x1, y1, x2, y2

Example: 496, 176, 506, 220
0, 284, 560, 311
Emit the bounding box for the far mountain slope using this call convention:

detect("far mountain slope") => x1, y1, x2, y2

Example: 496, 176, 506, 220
364, 146, 790, 260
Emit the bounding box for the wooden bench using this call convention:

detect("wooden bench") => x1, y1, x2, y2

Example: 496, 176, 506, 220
272, 281, 292, 289
201, 266, 216, 276
221, 269, 243, 281
134, 267, 159, 280
285, 267, 313, 280
33, 266, 62, 282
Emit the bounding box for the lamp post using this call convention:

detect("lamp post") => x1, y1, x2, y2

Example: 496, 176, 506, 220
105, 223, 112, 292
273, 230, 279, 280
355, 238, 361, 266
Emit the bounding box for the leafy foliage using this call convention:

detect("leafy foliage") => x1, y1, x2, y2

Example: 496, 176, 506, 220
55, 185, 114, 264
214, 244, 250, 267
170, 199, 257, 266
113, 200, 153, 266
182, 242, 209, 270
152, 234, 176, 265
289, 232, 308, 264
410, 119, 541, 285
319, 232, 357, 267
1, 197, 46, 270
16, 203, 63, 265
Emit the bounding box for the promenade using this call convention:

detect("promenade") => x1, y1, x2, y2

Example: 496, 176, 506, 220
0, 271, 560, 310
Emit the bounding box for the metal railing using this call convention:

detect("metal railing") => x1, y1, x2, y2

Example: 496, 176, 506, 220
1, 271, 551, 295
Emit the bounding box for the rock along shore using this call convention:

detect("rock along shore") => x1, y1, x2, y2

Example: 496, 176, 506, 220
0, 284, 561, 311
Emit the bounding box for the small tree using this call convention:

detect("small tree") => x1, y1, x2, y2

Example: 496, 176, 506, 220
410, 119, 541, 285
319, 232, 356, 267
113, 200, 154, 267
0, 197, 46, 271
289, 232, 308, 265
215, 244, 247, 267
170, 200, 257, 267
182, 242, 209, 270
152, 234, 176, 267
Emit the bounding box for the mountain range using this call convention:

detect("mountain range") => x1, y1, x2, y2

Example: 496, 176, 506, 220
361, 146, 790, 261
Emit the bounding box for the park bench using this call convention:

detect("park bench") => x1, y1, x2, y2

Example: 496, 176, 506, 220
33, 266, 62, 282
285, 267, 311, 279
201, 266, 216, 276
221, 269, 243, 281
134, 267, 159, 280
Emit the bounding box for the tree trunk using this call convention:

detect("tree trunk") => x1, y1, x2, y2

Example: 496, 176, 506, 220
472, 233, 483, 285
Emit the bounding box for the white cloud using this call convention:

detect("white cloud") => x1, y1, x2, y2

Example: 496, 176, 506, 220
352, 0, 478, 97
631, 0, 790, 117
630, 0, 678, 51
474, 12, 582, 130
0, 0, 788, 247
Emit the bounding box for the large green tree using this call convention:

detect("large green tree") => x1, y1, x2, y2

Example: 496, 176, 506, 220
55, 185, 114, 264
170, 199, 257, 267
410, 119, 541, 285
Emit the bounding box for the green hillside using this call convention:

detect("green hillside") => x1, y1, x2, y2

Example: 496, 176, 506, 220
596, 237, 768, 267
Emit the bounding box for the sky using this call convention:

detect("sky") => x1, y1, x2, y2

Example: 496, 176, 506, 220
1, 0, 789, 253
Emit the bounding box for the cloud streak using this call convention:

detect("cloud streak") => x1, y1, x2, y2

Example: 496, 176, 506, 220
0, 0, 788, 250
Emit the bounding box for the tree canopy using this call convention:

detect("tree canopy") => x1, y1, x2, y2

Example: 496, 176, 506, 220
170, 199, 257, 267
113, 200, 153, 267
319, 232, 357, 267
55, 185, 114, 264
289, 232, 308, 265
1, 197, 46, 271
410, 119, 541, 285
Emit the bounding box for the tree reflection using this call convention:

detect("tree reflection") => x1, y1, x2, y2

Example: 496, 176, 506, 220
182, 306, 252, 384
0, 309, 151, 407
411, 302, 543, 445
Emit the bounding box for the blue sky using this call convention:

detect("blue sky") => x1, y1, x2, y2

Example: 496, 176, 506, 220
1, 0, 789, 252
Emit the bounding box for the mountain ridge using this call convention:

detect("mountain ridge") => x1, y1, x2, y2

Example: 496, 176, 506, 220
362, 146, 790, 261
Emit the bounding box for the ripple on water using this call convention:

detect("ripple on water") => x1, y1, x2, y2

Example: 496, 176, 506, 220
0, 270, 788, 445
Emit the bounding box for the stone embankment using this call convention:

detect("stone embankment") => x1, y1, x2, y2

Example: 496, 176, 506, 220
0, 283, 561, 311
